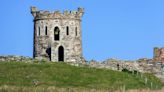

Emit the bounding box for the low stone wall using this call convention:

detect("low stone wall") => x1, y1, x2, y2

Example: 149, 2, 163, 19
0, 55, 34, 62
88, 59, 164, 82
87, 59, 164, 81
88, 58, 163, 75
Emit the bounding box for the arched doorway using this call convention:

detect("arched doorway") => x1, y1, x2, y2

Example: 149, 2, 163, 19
46, 47, 51, 61
58, 46, 64, 61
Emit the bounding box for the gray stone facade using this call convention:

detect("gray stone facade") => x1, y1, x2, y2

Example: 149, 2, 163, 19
31, 7, 84, 62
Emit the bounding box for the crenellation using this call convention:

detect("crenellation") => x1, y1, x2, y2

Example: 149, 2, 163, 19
64, 10, 69, 15
31, 6, 38, 17
77, 7, 84, 17
31, 7, 84, 21
78, 7, 84, 13
70, 11, 77, 15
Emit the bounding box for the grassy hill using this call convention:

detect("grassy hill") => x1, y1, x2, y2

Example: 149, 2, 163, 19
0, 61, 163, 92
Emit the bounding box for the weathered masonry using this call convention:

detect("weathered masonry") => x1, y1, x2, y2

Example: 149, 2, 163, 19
31, 7, 84, 62
154, 47, 164, 62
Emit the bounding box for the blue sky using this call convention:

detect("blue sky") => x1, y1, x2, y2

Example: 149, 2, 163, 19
0, 0, 164, 61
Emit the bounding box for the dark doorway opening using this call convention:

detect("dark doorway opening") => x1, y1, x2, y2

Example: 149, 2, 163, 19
58, 46, 64, 62
46, 47, 51, 61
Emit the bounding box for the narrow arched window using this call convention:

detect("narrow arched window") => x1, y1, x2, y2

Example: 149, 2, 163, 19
54, 27, 60, 41
38, 27, 40, 36
45, 26, 47, 35
75, 27, 77, 36
66, 26, 69, 35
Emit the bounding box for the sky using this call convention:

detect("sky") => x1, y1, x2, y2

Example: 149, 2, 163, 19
0, 0, 164, 61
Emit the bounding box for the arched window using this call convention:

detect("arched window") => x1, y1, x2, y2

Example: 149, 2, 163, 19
38, 27, 40, 36
66, 26, 69, 35
75, 27, 77, 36
54, 27, 60, 41
45, 26, 47, 35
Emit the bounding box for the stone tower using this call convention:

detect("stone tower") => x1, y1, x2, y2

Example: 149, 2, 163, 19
31, 7, 84, 63
153, 47, 164, 62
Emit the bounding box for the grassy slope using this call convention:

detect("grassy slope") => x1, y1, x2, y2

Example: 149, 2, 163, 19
0, 62, 163, 91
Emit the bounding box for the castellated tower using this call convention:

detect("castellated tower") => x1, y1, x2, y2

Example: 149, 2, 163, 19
31, 6, 84, 63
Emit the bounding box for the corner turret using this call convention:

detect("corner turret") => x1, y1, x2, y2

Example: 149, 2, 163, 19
31, 6, 38, 17
78, 7, 84, 17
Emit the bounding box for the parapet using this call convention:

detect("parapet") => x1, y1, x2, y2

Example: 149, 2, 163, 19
31, 6, 84, 20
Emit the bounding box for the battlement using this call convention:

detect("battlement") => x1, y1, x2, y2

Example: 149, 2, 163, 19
31, 6, 84, 20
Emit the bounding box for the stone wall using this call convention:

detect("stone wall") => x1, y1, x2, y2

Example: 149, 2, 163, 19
0, 55, 34, 62
87, 58, 164, 81
88, 58, 163, 75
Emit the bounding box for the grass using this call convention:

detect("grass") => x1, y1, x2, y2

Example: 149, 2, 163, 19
0, 61, 163, 92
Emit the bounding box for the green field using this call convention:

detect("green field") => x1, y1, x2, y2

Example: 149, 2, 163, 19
0, 61, 163, 92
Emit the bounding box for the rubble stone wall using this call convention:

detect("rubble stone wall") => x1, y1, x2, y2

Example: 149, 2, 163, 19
88, 58, 164, 81
0, 55, 34, 62
88, 58, 163, 75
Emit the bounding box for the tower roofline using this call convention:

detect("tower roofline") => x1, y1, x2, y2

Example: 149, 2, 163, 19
31, 6, 84, 20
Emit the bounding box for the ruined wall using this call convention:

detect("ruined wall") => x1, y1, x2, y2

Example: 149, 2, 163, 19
153, 47, 164, 62
88, 58, 163, 75
31, 7, 84, 62
0, 55, 34, 62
